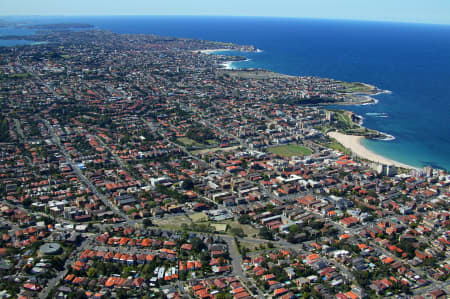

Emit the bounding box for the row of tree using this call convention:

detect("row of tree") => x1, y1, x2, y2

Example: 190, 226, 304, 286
0, 115, 9, 142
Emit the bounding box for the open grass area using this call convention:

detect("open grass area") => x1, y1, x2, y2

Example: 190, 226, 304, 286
222, 220, 260, 237
192, 219, 259, 237
325, 138, 352, 155
220, 69, 292, 80
189, 212, 208, 222
153, 215, 192, 230
239, 241, 268, 252
327, 139, 346, 152
192, 145, 240, 155
338, 82, 375, 93
1, 73, 31, 80
154, 216, 260, 236
239, 241, 282, 252
177, 137, 201, 146
206, 139, 218, 145
268, 144, 313, 157
333, 110, 359, 129
211, 223, 228, 232
339, 112, 353, 124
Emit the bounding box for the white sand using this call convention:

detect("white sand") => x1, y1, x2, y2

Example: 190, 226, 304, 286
328, 132, 416, 169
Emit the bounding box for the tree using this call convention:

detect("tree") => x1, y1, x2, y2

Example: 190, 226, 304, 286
51, 256, 64, 271
241, 247, 248, 259
68, 290, 88, 299
0, 116, 9, 142
22, 197, 32, 207
287, 231, 298, 244
270, 265, 288, 281
126, 208, 137, 215
238, 214, 251, 224
353, 270, 370, 288
309, 220, 324, 230
143, 218, 153, 227
191, 237, 205, 252
216, 294, 233, 299
259, 227, 274, 240
116, 289, 128, 299
182, 178, 194, 190
289, 224, 300, 234
230, 227, 245, 237
87, 267, 97, 278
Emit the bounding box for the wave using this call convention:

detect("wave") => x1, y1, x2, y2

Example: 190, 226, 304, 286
219, 62, 233, 69
373, 90, 392, 96
366, 112, 388, 118
357, 98, 379, 106
357, 116, 364, 126
221, 58, 251, 69
377, 132, 396, 141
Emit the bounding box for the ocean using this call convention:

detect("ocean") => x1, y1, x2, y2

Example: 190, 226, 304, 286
2, 16, 450, 170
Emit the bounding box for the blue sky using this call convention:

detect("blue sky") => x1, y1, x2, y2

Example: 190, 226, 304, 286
2, 0, 450, 25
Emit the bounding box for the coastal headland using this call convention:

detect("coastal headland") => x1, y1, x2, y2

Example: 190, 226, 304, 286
197, 48, 234, 54
215, 67, 385, 106
207, 52, 399, 168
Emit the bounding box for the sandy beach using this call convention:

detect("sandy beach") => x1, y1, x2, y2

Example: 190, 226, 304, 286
328, 132, 416, 169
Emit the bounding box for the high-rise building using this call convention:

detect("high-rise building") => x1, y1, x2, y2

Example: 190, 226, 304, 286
424, 166, 433, 177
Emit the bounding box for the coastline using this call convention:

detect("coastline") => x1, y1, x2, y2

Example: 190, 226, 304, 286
219, 61, 234, 70
206, 48, 419, 169
327, 132, 417, 170
197, 48, 234, 54
318, 95, 379, 106
197, 48, 249, 69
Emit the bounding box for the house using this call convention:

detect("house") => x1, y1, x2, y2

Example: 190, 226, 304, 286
23, 283, 41, 292
212, 265, 231, 273
115, 194, 137, 207
429, 289, 446, 299
285, 267, 296, 279
273, 287, 288, 297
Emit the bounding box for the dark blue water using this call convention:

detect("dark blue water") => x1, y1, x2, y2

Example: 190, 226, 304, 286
6, 16, 450, 170
0, 26, 37, 46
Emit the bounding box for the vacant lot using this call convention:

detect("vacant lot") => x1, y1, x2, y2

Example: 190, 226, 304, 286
153, 215, 192, 230
222, 220, 259, 237
189, 212, 209, 222
192, 145, 240, 155
177, 137, 201, 146
239, 241, 282, 252
268, 144, 313, 157
211, 223, 228, 232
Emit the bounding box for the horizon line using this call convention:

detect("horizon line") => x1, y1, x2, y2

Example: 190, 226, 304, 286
1, 14, 450, 27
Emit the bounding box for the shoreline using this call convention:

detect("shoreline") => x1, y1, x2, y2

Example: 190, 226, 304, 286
206, 49, 414, 169
219, 61, 234, 70
327, 132, 417, 170
197, 48, 249, 70
317, 95, 379, 106
197, 48, 234, 54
